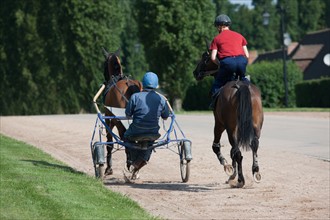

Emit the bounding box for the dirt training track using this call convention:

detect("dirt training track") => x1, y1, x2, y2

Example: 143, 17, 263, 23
1, 113, 329, 219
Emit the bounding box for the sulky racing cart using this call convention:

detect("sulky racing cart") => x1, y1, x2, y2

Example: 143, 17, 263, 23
90, 84, 192, 182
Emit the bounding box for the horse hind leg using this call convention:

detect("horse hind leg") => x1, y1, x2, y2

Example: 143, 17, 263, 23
212, 143, 226, 165
226, 157, 237, 183
213, 143, 235, 177
251, 137, 261, 183
212, 124, 232, 168
230, 147, 245, 188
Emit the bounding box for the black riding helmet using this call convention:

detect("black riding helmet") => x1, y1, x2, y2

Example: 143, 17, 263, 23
214, 14, 231, 27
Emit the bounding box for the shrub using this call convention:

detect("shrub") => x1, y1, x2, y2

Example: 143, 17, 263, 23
183, 77, 213, 110
295, 78, 330, 107
247, 60, 303, 107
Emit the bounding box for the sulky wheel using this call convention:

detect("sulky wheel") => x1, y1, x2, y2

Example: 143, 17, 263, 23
96, 164, 105, 179
92, 142, 105, 179
180, 142, 190, 182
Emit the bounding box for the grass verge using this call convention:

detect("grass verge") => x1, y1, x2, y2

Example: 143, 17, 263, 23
0, 134, 159, 220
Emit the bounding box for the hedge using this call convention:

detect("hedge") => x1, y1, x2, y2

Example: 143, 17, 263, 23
183, 77, 213, 110
295, 78, 330, 107
247, 60, 303, 108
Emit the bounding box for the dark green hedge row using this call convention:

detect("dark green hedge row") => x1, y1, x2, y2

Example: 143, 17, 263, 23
182, 77, 213, 110
247, 60, 303, 108
295, 78, 330, 107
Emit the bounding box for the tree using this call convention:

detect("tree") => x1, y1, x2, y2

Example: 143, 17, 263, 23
325, 0, 330, 28
214, 0, 236, 16
1, 0, 47, 114
250, 0, 279, 51
0, 0, 125, 115
120, 0, 149, 81
297, 0, 326, 37
58, 0, 125, 113
281, 0, 299, 41
134, 0, 215, 109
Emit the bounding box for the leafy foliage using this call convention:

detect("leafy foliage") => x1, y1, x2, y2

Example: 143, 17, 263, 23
0, 0, 328, 114
134, 0, 215, 104
119, 1, 149, 81
0, 0, 125, 115
247, 60, 303, 107
183, 77, 213, 110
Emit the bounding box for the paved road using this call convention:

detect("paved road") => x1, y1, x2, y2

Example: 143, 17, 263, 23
261, 114, 329, 161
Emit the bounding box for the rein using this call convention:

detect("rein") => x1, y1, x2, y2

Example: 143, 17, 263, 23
110, 76, 130, 103
198, 68, 219, 80
202, 69, 218, 77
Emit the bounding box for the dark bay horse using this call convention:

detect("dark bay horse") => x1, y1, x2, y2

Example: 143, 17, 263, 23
102, 48, 143, 175
193, 49, 264, 188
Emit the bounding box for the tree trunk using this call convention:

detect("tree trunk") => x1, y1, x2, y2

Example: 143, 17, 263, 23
172, 98, 182, 112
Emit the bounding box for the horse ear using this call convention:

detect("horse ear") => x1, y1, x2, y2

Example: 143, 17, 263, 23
102, 47, 109, 58
114, 48, 121, 56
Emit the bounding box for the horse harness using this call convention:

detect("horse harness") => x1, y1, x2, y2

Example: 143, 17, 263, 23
107, 75, 137, 103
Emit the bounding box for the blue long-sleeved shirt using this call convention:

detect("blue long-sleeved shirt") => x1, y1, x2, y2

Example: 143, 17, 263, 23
125, 89, 170, 135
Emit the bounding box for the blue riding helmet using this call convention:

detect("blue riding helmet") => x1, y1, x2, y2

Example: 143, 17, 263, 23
142, 72, 159, 89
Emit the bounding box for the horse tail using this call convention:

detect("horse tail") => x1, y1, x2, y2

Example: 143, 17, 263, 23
236, 84, 255, 151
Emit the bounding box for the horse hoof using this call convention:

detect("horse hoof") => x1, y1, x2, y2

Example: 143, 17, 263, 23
123, 172, 135, 183
236, 181, 245, 188
131, 171, 140, 180
253, 172, 261, 183
122, 169, 139, 183
105, 167, 113, 176
224, 164, 234, 176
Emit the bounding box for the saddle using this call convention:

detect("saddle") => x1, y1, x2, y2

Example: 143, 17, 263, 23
125, 133, 161, 149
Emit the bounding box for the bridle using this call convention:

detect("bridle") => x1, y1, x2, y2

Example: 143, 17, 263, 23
107, 53, 122, 77
195, 52, 219, 80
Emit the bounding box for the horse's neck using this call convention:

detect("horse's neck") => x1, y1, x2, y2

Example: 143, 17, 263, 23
109, 75, 123, 84
107, 66, 123, 82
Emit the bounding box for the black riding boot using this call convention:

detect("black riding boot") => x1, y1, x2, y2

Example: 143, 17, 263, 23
209, 88, 221, 110
209, 96, 217, 110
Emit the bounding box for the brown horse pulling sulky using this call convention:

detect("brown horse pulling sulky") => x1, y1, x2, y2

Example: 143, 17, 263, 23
102, 48, 142, 176
193, 48, 264, 188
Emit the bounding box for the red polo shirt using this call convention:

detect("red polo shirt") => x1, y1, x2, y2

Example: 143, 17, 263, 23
210, 29, 247, 59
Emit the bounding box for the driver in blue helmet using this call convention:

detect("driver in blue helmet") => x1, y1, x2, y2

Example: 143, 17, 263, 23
124, 71, 170, 179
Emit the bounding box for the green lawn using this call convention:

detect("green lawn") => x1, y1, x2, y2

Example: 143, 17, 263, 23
262, 107, 330, 112
0, 135, 159, 220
